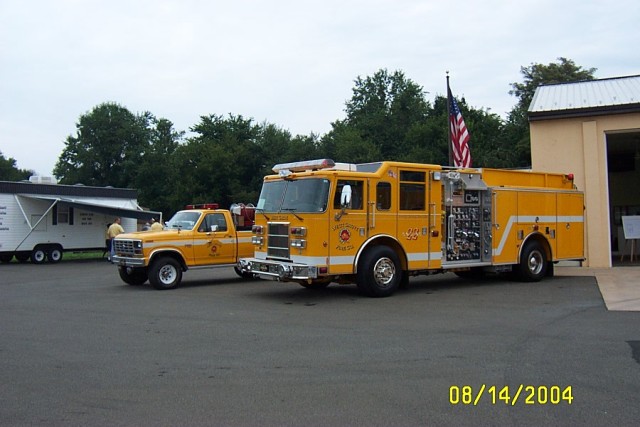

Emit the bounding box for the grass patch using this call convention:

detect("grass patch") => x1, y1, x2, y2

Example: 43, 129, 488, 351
63, 251, 106, 261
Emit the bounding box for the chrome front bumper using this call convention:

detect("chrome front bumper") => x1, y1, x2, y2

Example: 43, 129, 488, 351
238, 258, 318, 280
112, 255, 146, 267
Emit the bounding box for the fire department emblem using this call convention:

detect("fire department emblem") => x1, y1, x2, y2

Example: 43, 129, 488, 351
339, 229, 351, 243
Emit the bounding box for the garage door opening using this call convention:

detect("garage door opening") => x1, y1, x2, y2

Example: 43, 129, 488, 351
607, 131, 640, 264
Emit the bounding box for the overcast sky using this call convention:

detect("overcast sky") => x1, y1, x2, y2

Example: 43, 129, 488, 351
1, 0, 638, 177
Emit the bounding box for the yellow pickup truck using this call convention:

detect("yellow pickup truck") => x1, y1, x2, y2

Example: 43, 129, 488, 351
112, 203, 255, 289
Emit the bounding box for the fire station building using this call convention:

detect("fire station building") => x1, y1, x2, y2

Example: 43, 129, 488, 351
529, 75, 640, 267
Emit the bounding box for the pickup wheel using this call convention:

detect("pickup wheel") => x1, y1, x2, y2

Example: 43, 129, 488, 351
356, 246, 401, 297
516, 241, 547, 282
149, 257, 182, 290
118, 266, 149, 286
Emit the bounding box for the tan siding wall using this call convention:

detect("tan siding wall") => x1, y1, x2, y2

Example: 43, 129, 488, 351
530, 112, 640, 267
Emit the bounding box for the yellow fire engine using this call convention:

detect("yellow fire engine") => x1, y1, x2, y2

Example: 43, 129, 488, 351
237, 159, 584, 297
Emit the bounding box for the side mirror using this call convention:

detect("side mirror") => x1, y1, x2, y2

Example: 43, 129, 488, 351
340, 184, 352, 208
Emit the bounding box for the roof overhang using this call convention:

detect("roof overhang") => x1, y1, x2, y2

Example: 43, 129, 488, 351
528, 103, 640, 122
19, 195, 162, 221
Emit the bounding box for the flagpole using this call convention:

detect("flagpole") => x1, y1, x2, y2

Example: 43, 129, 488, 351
446, 71, 453, 167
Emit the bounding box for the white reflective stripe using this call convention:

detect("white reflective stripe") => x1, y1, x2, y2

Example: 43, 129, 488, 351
328, 255, 355, 265
558, 216, 584, 223
407, 252, 442, 262
292, 255, 330, 265
494, 215, 584, 256
144, 240, 193, 248
143, 237, 246, 249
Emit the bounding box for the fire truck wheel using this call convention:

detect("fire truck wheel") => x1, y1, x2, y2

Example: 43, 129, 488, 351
517, 241, 547, 282
357, 246, 401, 297
149, 257, 182, 290
118, 266, 149, 286
30, 247, 47, 264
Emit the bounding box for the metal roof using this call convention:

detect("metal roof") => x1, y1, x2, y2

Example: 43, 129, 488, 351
0, 180, 137, 199
528, 75, 640, 120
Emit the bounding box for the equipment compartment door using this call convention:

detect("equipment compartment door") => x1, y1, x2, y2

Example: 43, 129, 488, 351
492, 190, 518, 264
397, 169, 430, 270
556, 192, 584, 259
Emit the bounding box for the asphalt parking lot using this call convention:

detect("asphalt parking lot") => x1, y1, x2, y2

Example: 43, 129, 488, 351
1, 260, 639, 426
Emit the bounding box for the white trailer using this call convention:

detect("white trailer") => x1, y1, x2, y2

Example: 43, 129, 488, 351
0, 179, 161, 264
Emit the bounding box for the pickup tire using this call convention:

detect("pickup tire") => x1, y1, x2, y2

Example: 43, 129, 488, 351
149, 257, 182, 290
233, 266, 254, 279
356, 246, 401, 297
118, 266, 149, 286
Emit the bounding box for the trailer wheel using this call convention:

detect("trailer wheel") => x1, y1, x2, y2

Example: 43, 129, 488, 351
356, 246, 401, 297
30, 247, 47, 264
118, 266, 149, 286
0, 253, 13, 263
516, 241, 547, 282
149, 257, 182, 290
47, 246, 63, 263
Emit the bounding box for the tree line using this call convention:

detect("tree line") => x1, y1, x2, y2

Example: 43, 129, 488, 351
1, 58, 596, 218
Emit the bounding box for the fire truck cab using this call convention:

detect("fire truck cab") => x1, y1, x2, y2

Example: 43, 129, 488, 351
238, 159, 584, 297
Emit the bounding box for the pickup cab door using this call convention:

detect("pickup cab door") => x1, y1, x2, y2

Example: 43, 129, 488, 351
193, 213, 237, 265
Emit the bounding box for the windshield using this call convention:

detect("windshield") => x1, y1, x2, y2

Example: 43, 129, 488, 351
165, 211, 201, 230
257, 178, 330, 213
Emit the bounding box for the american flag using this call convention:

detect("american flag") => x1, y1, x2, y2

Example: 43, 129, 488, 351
448, 87, 471, 168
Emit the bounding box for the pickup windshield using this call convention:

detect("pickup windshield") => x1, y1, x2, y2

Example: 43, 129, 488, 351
165, 211, 201, 230
257, 178, 330, 213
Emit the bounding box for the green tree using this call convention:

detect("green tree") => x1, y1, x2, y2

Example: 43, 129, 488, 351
54, 103, 154, 187
0, 151, 33, 181
134, 118, 184, 216
169, 114, 264, 210
336, 69, 431, 161
504, 57, 597, 167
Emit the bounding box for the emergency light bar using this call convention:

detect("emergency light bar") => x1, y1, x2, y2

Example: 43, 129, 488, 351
272, 159, 336, 173
185, 203, 219, 210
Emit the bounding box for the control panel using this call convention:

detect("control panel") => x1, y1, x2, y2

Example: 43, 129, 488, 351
444, 184, 492, 264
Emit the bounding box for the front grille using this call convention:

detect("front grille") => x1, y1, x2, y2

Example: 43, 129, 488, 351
114, 239, 136, 256
267, 222, 289, 259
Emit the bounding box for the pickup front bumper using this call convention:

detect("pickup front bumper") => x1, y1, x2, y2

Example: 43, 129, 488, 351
238, 258, 318, 280
112, 255, 146, 267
